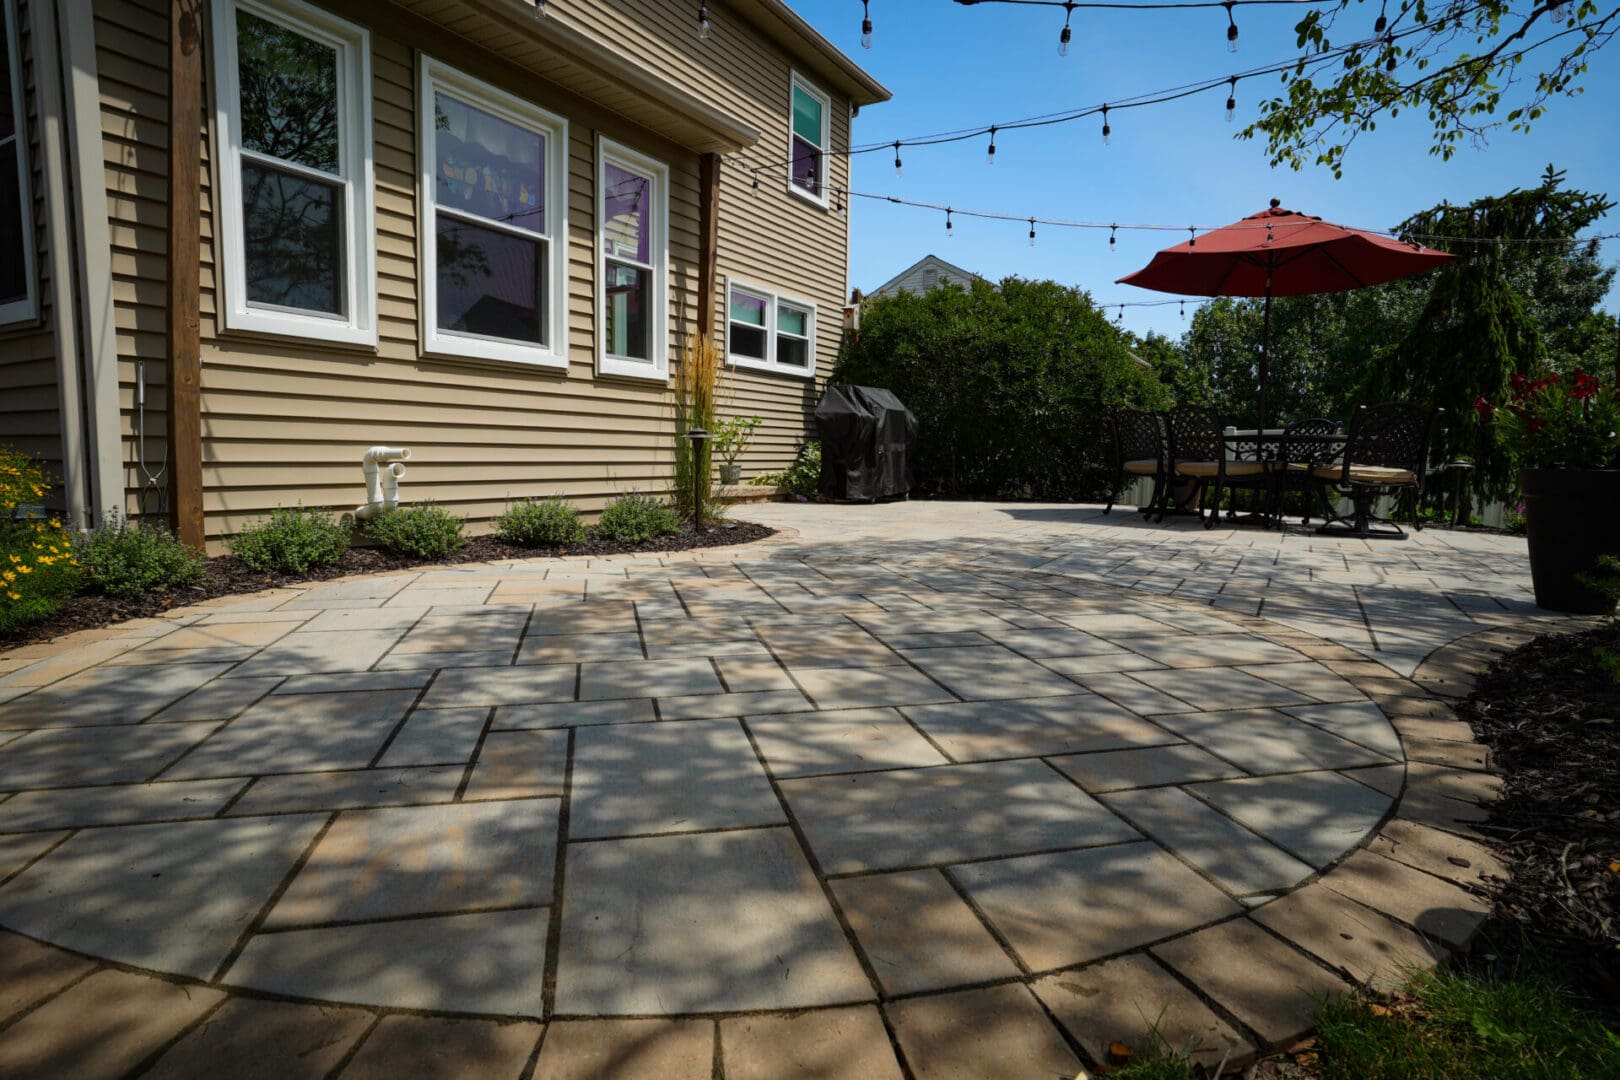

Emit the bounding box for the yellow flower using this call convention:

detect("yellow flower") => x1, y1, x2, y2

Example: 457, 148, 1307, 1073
5, 592, 19, 601
17, 566, 31, 575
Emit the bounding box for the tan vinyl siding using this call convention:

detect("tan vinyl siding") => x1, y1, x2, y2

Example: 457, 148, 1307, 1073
92, 0, 861, 544
2, 0, 66, 504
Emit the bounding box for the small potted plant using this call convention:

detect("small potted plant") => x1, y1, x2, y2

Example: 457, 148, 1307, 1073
712, 415, 761, 486
1478, 370, 1620, 613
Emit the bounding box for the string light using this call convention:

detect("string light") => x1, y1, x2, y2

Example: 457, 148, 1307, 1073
1374, 0, 1387, 34
1029, 218, 1037, 247
986, 126, 998, 165
946, 207, 954, 238
1188, 226, 1197, 247
1180, 299, 1186, 318
861, 0, 873, 48
1059, 2, 1076, 55
751, 170, 760, 194
1225, 76, 1237, 121
1224, 0, 1238, 51
697, 3, 711, 39
835, 186, 846, 219
1384, 32, 1398, 72
1117, 305, 1125, 323
1101, 104, 1111, 145
1109, 224, 1118, 250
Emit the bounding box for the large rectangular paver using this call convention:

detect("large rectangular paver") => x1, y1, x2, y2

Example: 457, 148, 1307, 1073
1122, 633, 1306, 669
162, 691, 420, 780
0, 779, 248, 832
1188, 770, 1394, 867
227, 908, 547, 1015
951, 840, 1242, 970
782, 759, 1138, 874
1032, 954, 1251, 1067
830, 869, 1020, 996
885, 984, 1082, 1080
1129, 667, 1315, 711
1047, 743, 1245, 793
1150, 708, 1393, 771
1283, 700, 1404, 759
534, 1019, 711, 1080
900, 646, 1086, 700
788, 666, 957, 711
143, 997, 373, 1080
721, 1006, 904, 1080
1103, 787, 1315, 896
748, 708, 947, 777
227, 766, 464, 816
569, 719, 783, 838
421, 666, 577, 709
0, 724, 220, 790
555, 828, 870, 1014
376, 707, 489, 768
578, 658, 724, 701
0, 815, 325, 979
266, 799, 558, 926
1321, 849, 1490, 947
0, 663, 235, 728
229, 630, 406, 677
0, 969, 225, 1080
151, 677, 283, 722
1252, 884, 1443, 988
1154, 918, 1352, 1046
901, 694, 1175, 761
462, 730, 569, 801
0, 932, 98, 1026
339, 1015, 542, 1080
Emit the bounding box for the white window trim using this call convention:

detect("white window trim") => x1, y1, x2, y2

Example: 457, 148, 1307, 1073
595, 136, 668, 381
0, 0, 38, 327
210, 0, 375, 345
724, 275, 816, 380
417, 56, 568, 369
786, 71, 830, 210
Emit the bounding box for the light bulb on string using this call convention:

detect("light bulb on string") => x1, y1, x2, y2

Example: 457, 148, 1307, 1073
986, 127, 997, 166
1384, 33, 1398, 73
1117, 305, 1125, 323
1224, 1, 1238, 52
1028, 218, 1037, 247
1179, 300, 1186, 319
697, 3, 711, 39
893, 142, 903, 180
1374, 0, 1388, 33
1188, 226, 1197, 248
1101, 104, 1111, 146
533, 0, 545, 16
1225, 77, 1237, 122
861, 0, 873, 48
1549, 0, 1571, 20
1059, 2, 1075, 56
945, 207, 954, 239
835, 187, 845, 220
750, 170, 760, 195
1109, 224, 1117, 251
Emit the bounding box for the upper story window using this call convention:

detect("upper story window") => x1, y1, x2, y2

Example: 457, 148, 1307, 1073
211, 0, 374, 344
0, 0, 38, 326
418, 57, 567, 367
597, 137, 668, 380
726, 278, 815, 379
788, 73, 828, 206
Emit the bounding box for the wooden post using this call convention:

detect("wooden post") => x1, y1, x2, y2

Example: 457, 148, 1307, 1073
697, 152, 720, 342
167, 0, 205, 548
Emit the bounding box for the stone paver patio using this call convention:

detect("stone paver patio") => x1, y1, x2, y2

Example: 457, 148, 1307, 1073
0, 502, 1576, 1077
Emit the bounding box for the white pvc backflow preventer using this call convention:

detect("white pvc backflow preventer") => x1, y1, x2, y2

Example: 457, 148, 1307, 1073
354, 446, 411, 521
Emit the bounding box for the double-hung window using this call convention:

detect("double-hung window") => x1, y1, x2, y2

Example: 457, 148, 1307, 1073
597, 137, 668, 380
419, 58, 567, 366
212, 0, 374, 344
788, 73, 829, 206
726, 279, 815, 378
0, 0, 37, 326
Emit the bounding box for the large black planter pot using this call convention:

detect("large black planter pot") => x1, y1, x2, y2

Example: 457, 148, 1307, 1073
1521, 468, 1620, 614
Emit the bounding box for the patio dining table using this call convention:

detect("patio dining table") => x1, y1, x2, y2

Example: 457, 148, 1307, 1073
1215, 427, 1349, 526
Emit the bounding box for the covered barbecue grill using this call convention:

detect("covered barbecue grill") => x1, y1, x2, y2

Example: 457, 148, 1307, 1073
813, 384, 918, 501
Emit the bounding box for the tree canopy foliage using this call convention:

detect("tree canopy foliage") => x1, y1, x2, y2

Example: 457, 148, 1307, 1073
1244, 0, 1619, 176
834, 278, 1171, 501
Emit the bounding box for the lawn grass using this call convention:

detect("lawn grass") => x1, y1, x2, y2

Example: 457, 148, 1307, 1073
1090, 970, 1619, 1079
1312, 970, 1620, 1080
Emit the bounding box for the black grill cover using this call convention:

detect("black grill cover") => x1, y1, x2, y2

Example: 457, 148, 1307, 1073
814, 384, 918, 500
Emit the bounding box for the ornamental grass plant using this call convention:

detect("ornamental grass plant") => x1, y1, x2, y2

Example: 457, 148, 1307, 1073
673, 330, 721, 522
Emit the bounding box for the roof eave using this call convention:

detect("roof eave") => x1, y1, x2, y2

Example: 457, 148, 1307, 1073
732, 0, 892, 106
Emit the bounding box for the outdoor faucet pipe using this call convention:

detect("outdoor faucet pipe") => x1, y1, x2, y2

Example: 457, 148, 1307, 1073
355, 445, 411, 521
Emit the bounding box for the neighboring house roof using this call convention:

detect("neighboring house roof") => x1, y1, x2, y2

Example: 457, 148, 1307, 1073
868, 255, 988, 298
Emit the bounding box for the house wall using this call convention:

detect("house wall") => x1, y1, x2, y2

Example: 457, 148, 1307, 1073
871, 258, 983, 299
0, 0, 65, 507
89, 0, 855, 546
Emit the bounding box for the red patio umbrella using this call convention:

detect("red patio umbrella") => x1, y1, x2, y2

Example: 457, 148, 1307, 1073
1117, 199, 1456, 428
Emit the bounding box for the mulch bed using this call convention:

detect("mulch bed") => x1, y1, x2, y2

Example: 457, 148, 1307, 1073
1452, 623, 1620, 1016
0, 521, 776, 652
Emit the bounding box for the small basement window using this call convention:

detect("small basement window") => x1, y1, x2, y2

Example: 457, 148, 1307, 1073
726, 278, 815, 378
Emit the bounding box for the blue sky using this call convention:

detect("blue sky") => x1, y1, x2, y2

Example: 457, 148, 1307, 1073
794, 0, 1620, 341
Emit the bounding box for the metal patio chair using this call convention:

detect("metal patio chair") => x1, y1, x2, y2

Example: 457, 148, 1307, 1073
1104, 409, 1167, 517
1163, 405, 1268, 528
1267, 416, 1343, 526
1313, 402, 1440, 538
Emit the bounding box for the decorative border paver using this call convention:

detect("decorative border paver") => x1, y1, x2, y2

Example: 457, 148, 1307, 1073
0, 504, 1581, 1077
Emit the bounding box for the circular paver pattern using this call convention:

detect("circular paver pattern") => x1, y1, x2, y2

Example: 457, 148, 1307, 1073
0, 509, 1526, 1073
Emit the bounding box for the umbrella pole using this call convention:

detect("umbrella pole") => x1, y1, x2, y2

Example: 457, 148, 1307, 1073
1258, 268, 1273, 433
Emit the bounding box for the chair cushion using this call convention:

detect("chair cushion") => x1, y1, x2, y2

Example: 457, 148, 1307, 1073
1122, 459, 1160, 476
1312, 464, 1416, 485
1266, 461, 1319, 473
1176, 460, 1267, 478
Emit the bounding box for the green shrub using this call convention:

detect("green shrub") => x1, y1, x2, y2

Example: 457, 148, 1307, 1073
752, 441, 822, 498
365, 503, 465, 559
77, 515, 204, 596
0, 448, 80, 632
596, 493, 680, 543
231, 507, 351, 574
494, 498, 586, 546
